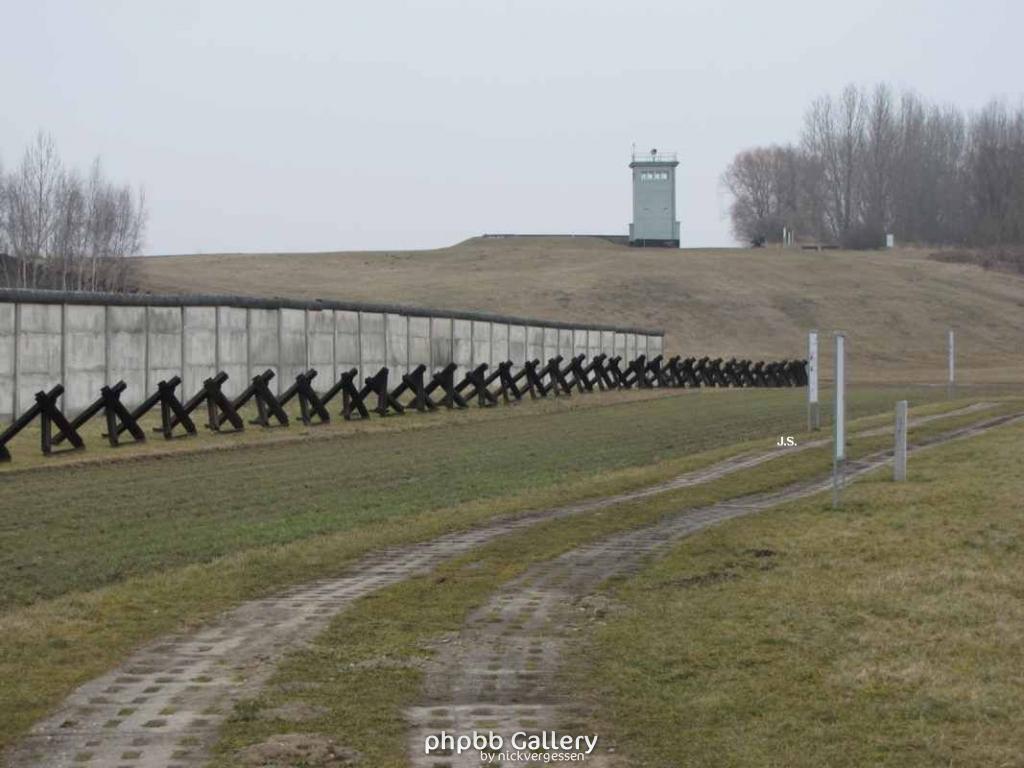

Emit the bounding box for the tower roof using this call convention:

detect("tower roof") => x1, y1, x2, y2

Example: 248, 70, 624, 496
629, 148, 678, 167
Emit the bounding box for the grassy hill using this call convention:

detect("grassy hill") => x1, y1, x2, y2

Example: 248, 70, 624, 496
134, 236, 1024, 384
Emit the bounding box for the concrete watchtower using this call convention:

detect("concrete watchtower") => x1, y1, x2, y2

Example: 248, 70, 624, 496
629, 148, 680, 247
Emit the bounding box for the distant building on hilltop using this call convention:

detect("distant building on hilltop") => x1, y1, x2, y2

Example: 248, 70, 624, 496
629, 148, 680, 247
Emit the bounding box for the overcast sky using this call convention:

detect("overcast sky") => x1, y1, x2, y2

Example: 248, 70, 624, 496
2, 0, 1021, 254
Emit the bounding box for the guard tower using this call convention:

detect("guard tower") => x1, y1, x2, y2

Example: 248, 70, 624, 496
629, 148, 680, 247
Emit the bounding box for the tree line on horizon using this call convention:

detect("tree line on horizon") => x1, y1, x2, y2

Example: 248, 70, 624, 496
0, 132, 146, 291
722, 84, 1024, 249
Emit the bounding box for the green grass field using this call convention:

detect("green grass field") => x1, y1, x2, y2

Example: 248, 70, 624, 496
0, 384, 973, 609
0, 384, 1019, 757
575, 420, 1024, 767
204, 401, 1024, 767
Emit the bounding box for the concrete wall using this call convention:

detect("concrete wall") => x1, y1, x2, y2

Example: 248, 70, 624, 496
648, 335, 662, 358
249, 308, 280, 392
491, 322, 509, 365
509, 325, 527, 366
453, 319, 472, 378
472, 321, 491, 369
543, 327, 558, 362
148, 307, 182, 393
558, 328, 574, 360
279, 309, 308, 387
601, 330, 614, 357
306, 309, 335, 388
16, 304, 63, 416
183, 307, 217, 398
527, 326, 544, 364
107, 306, 148, 407
0, 304, 14, 421
0, 293, 662, 420
359, 312, 386, 386
335, 311, 360, 381
408, 317, 431, 371
217, 307, 248, 398
386, 313, 409, 384
573, 329, 588, 359
430, 317, 453, 369
64, 305, 106, 413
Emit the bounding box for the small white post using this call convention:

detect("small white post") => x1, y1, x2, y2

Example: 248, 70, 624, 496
894, 400, 908, 482
832, 332, 846, 508
947, 328, 955, 395
807, 330, 820, 431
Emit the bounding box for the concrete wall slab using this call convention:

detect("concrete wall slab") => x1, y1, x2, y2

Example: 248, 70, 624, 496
183, 307, 217, 397
430, 317, 453, 370
558, 328, 573, 360
335, 310, 360, 380
648, 335, 662, 358
386, 313, 409, 383
408, 316, 431, 370
543, 327, 559, 363
625, 333, 637, 360
359, 312, 386, 385
573, 329, 588, 359
491, 322, 509, 365
148, 306, 182, 393
509, 325, 527, 366
0, 304, 14, 421
471, 321, 491, 369
64, 305, 106, 414
248, 308, 280, 393
107, 306, 147, 409
527, 326, 544, 363
453, 319, 472, 378
16, 303, 62, 416
279, 308, 307, 386
614, 332, 626, 359
601, 330, 615, 357
307, 309, 335, 386
217, 306, 248, 397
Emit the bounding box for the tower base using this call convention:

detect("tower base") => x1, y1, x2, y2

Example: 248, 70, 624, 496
628, 239, 680, 248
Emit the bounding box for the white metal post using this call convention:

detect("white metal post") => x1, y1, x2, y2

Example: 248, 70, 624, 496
832, 332, 846, 508
947, 328, 955, 395
894, 400, 908, 482
808, 330, 819, 431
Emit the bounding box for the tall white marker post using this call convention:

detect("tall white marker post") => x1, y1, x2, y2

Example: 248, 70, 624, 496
947, 328, 955, 397
832, 332, 846, 508
894, 400, 908, 482
808, 331, 820, 431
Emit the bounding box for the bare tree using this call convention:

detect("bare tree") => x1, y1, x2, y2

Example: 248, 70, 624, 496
0, 132, 146, 290
802, 85, 867, 245
860, 84, 898, 243
725, 83, 1024, 249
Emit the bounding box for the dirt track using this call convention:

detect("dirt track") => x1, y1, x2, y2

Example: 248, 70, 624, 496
3, 405, 1009, 768
405, 411, 1022, 767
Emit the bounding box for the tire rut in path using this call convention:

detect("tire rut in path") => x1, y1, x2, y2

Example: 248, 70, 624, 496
2, 402, 999, 768
406, 412, 1021, 768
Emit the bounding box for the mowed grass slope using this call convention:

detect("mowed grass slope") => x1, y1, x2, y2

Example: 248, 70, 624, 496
135, 236, 1024, 382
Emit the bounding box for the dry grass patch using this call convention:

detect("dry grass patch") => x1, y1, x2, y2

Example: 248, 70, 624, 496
135, 237, 1024, 382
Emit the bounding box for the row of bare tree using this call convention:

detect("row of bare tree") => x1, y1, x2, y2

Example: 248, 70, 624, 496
0, 132, 146, 291
722, 84, 1024, 248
